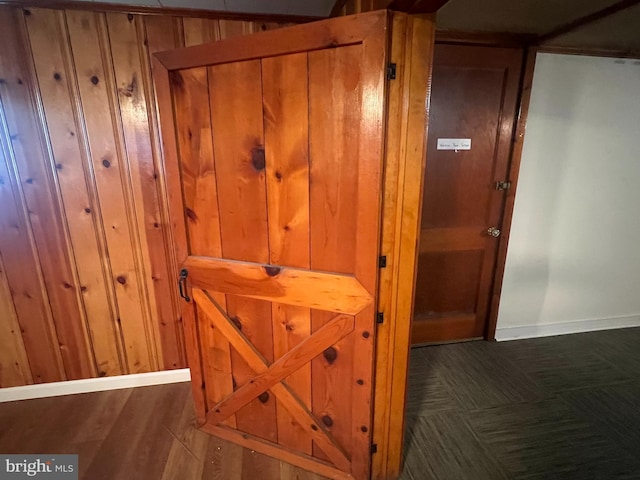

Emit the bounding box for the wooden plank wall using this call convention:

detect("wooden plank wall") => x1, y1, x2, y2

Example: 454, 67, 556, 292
0, 4, 291, 388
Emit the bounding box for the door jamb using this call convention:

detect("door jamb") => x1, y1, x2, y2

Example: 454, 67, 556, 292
485, 47, 538, 340
372, 12, 435, 480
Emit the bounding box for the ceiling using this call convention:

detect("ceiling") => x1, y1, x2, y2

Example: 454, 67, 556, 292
65, 0, 639, 53
437, 0, 640, 53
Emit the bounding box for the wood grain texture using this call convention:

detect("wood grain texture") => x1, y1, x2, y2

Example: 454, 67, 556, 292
169, 64, 232, 425
413, 44, 524, 344
106, 11, 184, 372
207, 310, 354, 426
5, 329, 640, 479
0, 6, 95, 381
194, 289, 351, 472
262, 51, 313, 454
362, 12, 435, 480
154, 11, 387, 70
308, 45, 361, 465
0, 4, 292, 389
183, 256, 373, 315
154, 11, 389, 480
202, 424, 354, 480
0, 84, 66, 385
67, 10, 156, 374
205, 57, 277, 442
0, 0, 321, 23
0, 252, 32, 387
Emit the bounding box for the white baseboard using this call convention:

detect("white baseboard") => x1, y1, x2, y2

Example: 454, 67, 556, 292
0, 368, 191, 403
495, 314, 640, 341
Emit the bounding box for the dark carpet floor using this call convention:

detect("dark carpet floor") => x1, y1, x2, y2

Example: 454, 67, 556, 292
402, 327, 640, 480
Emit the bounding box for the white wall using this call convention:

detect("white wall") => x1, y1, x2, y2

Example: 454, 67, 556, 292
496, 53, 640, 340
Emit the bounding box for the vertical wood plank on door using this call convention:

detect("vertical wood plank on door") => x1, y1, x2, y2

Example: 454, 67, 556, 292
208, 60, 269, 263
170, 66, 235, 426
0, 6, 95, 380
0, 127, 63, 384
142, 14, 187, 371
308, 44, 362, 463
350, 16, 387, 480
262, 52, 312, 454
66, 10, 155, 375
107, 12, 184, 372
208, 60, 276, 442
0, 252, 33, 387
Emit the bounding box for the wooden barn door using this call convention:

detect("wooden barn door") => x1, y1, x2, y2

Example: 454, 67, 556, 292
153, 11, 388, 480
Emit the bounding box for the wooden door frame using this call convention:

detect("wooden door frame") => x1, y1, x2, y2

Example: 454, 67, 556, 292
418, 40, 537, 342
371, 12, 435, 480
484, 46, 538, 340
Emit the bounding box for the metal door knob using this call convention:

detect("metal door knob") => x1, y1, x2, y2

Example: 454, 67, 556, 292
487, 227, 501, 238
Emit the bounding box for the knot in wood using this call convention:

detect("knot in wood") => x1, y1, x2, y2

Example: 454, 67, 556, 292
251, 146, 266, 171
323, 346, 338, 364
263, 265, 282, 277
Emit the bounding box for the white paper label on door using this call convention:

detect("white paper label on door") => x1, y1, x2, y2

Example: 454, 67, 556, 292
437, 138, 471, 151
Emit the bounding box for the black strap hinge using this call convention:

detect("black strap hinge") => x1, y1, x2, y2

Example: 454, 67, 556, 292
379, 255, 387, 268
387, 63, 397, 80
376, 312, 384, 324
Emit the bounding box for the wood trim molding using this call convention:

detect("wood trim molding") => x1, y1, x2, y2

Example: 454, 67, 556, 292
436, 30, 537, 47
538, 45, 640, 59
538, 0, 640, 43
330, 0, 349, 17
388, 0, 450, 13
0, 0, 322, 22
0, 369, 191, 402
485, 47, 538, 341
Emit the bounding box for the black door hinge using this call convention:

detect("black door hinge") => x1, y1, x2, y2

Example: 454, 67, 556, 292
495, 180, 512, 191
387, 63, 397, 80
379, 255, 387, 268
371, 443, 378, 454
376, 312, 384, 324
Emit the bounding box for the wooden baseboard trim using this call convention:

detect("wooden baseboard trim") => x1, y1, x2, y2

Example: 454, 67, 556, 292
0, 368, 191, 403
495, 314, 640, 341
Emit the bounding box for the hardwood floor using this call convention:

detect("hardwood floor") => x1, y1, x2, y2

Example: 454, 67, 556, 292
1, 327, 640, 479
0, 383, 325, 480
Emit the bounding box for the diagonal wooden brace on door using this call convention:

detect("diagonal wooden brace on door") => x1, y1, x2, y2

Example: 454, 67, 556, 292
208, 313, 354, 424
184, 256, 373, 314
193, 288, 353, 472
